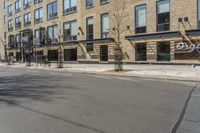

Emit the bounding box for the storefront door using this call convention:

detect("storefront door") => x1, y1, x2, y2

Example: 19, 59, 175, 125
100, 45, 108, 61
157, 42, 170, 62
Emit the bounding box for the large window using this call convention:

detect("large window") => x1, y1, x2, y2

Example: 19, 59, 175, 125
156, 0, 170, 32
63, 0, 77, 14
135, 5, 147, 34
157, 42, 170, 61
64, 49, 77, 61
48, 50, 58, 61
34, 8, 43, 23
15, 0, 21, 13
86, 17, 94, 51
86, 0, 93, 8
47, 2, 57, 20
63, 20, 77, 41
24, 12, 31, 26
8, 4, 13, 16
198, 0, 200, 28
101, 13, 109, 38
47, 25, 58, 43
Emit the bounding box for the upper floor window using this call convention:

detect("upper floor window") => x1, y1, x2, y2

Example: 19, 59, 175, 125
4, 15, 7, 23
4, 1, 6, 9
63, 20, 77, 41
34, 29, 39, 38
47, 2, 58, 20
15, 16, 21, 28
47, 25, 58, 43
63, 0, 77, 14
8, 20, 13, 32
86, 17, 94, 51
86, 0, 93, 8
156, 0, 170, 32
15, 0, 22, 12
101, 0, 109, 4
101, 13, 109, 38
24, 0, 31, 8
15, 34, 21, 47
198, 0, 200, 28
135, 5, 147, 34
8, 4, 13, 16
34, 0, 43, 4
34, 8, 43, 23
24, 12, 31, 26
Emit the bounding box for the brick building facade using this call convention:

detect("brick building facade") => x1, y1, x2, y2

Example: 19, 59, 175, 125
2, 0, 200, 64
0, 0, 5, 60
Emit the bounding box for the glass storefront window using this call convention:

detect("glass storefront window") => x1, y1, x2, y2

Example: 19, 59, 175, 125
157, 42, 170, 61
135, 43, 147, 61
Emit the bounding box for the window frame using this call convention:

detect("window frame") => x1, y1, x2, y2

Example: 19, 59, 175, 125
101, 13, 109, 38
156, 0, 170, 32
34, 7, 43, 23
63, 20, 77, 41
63, 0, 77, 15
47, 24, 58, 43
47, 1, 58, 20
135, 4, 147, 34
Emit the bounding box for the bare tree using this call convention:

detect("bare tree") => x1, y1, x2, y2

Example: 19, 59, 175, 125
109, 0, 133, 71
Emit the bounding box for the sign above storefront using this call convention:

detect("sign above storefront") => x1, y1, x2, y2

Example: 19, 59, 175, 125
176, 42, 200, 53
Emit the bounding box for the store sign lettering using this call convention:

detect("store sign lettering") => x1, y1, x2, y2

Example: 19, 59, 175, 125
176, 42, 200, 53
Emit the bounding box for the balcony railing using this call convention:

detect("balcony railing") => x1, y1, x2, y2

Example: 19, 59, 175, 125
157, 23, 170, 32
24, 21, 31, 27
34, 0, 43, 4
24, 3, 31, 9
48, 13, 57, 19
34, 18, 43, 23
64, 35, 77, 41
63, 7, 77, 14
15, 22, 21, 29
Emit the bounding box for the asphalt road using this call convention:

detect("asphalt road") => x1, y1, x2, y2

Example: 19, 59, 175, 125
0, 67, 196, 133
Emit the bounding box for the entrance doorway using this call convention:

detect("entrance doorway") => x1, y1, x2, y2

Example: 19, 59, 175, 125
100, 45, 108, 61
64, 48, 77, 61
157, 42, 170, 62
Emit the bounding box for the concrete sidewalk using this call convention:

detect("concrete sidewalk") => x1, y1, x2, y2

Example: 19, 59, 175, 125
1, 62, 200, 82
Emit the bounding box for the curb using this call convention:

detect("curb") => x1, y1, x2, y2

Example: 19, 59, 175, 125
1, 65, 200, 83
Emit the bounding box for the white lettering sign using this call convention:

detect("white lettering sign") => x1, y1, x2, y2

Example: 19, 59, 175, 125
176, 42, 200, 53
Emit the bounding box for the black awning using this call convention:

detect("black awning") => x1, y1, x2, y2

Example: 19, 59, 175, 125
125, 31, 180, 41
186, 29, 200, 36
39, 38, 115, 47
78, 38, 115, 43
